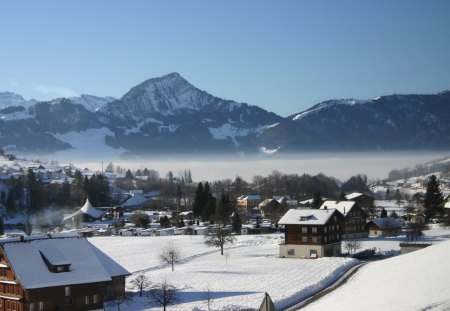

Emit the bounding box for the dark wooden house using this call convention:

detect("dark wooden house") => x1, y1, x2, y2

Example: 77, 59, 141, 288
278, 208, 345, 258
0, 236, 129, 311
319, 201, 368, 239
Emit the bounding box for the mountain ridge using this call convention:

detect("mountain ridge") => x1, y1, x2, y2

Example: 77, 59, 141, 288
1, 73, 449, 156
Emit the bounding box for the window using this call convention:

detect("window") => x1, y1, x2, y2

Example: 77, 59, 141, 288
93, 295, 98, 304
29, 303, 34, 311
302, 227, 307, 233
38, 301, 44, 311
287, 249, 295, 256
302, 236, 308, 242
312, 237, 318, 243
324, 227, 327, 233
312, 227, 317, 233
324, 236, 327, 242
85, 296, 90, 305
65, 286, 70, 296
310, 250, 318, 258
337, 224, 340, 230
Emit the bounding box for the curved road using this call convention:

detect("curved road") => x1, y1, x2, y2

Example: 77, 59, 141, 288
282, 262, 367, 311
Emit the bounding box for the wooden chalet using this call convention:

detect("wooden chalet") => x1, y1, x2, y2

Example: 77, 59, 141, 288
319, 200, 368, 239
367, 217, 402, 237
278, 208, 345, 259
0, 236, 129, 311
345, 192, 375, 215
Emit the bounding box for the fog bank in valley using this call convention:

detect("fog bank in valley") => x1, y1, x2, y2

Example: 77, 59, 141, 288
67, 151, 450, 182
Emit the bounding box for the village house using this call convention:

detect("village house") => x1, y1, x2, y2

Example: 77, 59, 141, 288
345, 192, 375, 215
0, 236, 129, 311
367, 217, 403, 237
236, 194, 263, 216
278, 208, 345, 259
319, 200, 368, 239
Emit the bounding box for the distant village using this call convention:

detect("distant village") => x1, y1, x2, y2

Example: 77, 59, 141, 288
1, 150, 450, 310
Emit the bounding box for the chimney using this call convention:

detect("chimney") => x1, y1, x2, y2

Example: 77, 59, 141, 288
19, 235, 24, 242
47, 233, 52, 239
324, 206, 327, 210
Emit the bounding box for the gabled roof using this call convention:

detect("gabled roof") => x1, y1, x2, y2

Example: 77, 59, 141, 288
368, 218, 402, 229
237, 194, 262, 201
2, 237, 129, 289
319, 200, 356, 217
345, 192, 363, 200
278, 208, 340, 225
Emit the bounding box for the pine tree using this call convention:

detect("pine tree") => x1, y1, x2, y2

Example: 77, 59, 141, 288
193, 183, 205, 218
311, 191, 322, 209
380, 207, 388, 218
215, 191, 233, 224
232, 211, 242, 234
0, 216, 4, 236
424, 174, 444, 220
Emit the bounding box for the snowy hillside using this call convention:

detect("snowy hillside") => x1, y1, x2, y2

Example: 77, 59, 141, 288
69, 94, 116, 112
305, 237, 450, 311
0, 91, 35, 109
89, 228, 450, 311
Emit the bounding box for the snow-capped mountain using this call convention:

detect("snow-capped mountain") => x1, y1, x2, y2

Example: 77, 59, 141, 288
69, 94, 116, 112
0, 92, 36, 109
1, 73, 449, 157
256, 91, 450, 152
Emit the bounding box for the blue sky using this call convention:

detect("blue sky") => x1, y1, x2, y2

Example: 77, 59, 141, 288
1, 0, 449, 116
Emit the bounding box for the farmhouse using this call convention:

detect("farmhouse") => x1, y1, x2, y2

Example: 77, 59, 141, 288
278, 208, 345, 259
367, 217, 402, 237
319, 200, 368, 238
0, 236, 129, 311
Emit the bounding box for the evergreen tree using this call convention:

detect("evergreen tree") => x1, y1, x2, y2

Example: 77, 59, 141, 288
202, 182, 216, 221
424, 174, 444, 220
5, 188, 16, 215
193, 183, 205, 217
125, 169, 134, 179
232, 211, 242, 234
27, 169, 46, 213
0, 216, 4, 236
24, 218, 32, 236
311, 191, 322, 209
215, 191, 233, 224
57, 181, 72, 206
380, 207, 388, 218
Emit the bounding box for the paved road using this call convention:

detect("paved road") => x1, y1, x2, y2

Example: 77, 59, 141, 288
281, 262, 367, 311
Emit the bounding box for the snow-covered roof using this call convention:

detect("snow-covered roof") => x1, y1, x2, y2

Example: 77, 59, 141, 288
238, 194, 262, 201
319, 201, 356, 216
278, 208, 339, 225
345, 192, 363, 200
2, 237, 129, 289
369, 218, 402, 229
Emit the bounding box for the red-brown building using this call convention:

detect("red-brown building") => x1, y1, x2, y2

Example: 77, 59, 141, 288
319, 200, 368, 239
0, 236, 129, 311
278, 208, 345, 258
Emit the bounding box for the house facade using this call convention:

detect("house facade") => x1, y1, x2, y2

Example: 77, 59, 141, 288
278, 208, 345, 259
319, 201, 368, 239
0, 237, 129, 311
236, 195, 263, 215
367, 217, 402, 237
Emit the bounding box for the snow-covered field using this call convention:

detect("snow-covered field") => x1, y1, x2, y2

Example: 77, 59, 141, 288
89, 228, 450, 311
90, 234, 358, 310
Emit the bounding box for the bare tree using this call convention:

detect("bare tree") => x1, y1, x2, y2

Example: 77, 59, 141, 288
149, 280, 178, 311
204, 285, 214, 311
344, 240, 362, 254
205, 224, 236, 255
158, 243, 182, 271
130, 273, 150, 297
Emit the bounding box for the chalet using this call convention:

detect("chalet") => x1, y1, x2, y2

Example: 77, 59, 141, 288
0, 236, 129, 311
278, 208, 345, 259
319, 201, 368, 239
345, 192, 374, 215
367, 217, 402, 237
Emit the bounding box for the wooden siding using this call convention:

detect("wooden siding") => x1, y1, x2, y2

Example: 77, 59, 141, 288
284, 212, 344, 245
